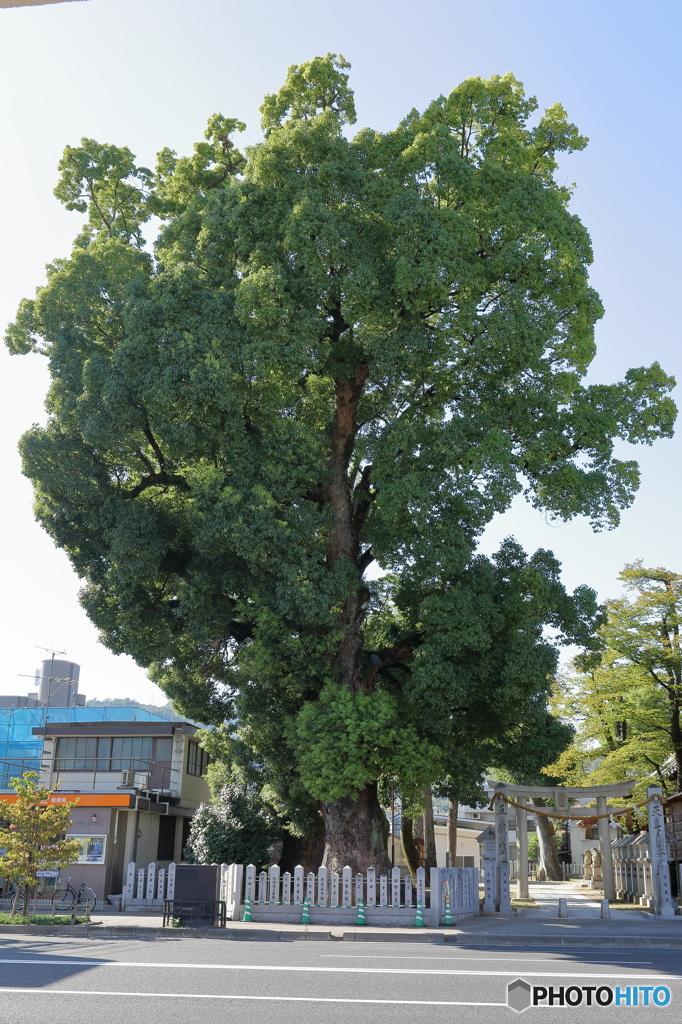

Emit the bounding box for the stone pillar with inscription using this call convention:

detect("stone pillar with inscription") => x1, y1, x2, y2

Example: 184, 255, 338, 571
415, 867, 426, 908
145, 862, 156, 901
317, 866, 328, 906
124, 861, 136, 907
244, 864, 256, 904
166, 861, 176, 901
268, 864, 280, 905
367, 867, 376, 906
293, 865, 304, 904
342, 866, 352, 907
647, 786, 675, 916
493, 785, 512, 914
391, 866, 401, 907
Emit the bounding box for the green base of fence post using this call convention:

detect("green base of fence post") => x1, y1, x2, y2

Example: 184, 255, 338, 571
414, 903, 425, 928
242, 898, 252, 922
355, 899, 366, 925
300, 898, 310, 925
444, 895, 453, 926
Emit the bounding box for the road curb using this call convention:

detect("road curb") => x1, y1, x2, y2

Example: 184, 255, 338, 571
0, 923, 680, 946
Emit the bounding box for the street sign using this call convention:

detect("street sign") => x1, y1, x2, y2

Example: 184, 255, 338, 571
36, 870, 60, 878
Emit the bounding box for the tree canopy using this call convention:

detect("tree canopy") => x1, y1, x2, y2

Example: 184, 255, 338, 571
6, 55, 675, 869
547, 562, 682, 804
0, 773, 83, 915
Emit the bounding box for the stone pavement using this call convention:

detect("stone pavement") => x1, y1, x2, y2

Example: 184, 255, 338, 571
450, 879, 682, 946
515, 879, 644, 919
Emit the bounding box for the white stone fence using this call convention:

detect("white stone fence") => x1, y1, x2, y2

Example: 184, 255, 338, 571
234, 863, 479, 927
584, 831, 677, 915
609, 834, 655, 906
123, 861, 177, 910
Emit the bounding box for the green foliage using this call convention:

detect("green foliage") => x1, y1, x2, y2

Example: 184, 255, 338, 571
184, 784, 277, 868
260, 53, 356, 133
54, 138, 157, 246
6, 57, 676, 857
546, 562, 682, 800
155, 114, 246, 211
296, 685, 441, 800
0, 914, 89, 926
0, 773, 84, 914
526, 830, 559, 863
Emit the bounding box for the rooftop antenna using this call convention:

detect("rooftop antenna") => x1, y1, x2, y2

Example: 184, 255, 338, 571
18, 646, 71, 777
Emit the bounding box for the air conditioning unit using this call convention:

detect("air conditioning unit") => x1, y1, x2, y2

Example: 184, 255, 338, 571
471, 813, 481, 819
134, 773, 152, 792
119, 769, 135, 788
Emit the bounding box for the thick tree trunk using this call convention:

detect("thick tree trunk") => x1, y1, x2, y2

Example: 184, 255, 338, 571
448, 798, 459, 867
533, 798, 563, 881
279, 832, 326, 875
401, 815, 420, 876
322, 784, 390, 874
423, 785, 437, 870
416, 813, 425, 865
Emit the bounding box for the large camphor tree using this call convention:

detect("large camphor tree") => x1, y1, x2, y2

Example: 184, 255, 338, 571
6, 56, 676, 871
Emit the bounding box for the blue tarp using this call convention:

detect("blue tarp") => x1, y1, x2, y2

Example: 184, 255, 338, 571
0, 706, 170, 788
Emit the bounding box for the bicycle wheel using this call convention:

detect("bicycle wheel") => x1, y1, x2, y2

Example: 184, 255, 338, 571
52, 888, 75, 912
7, 889, 24, 911
79, 887, 97, 910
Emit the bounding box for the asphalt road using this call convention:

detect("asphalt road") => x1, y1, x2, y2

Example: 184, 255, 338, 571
0, 935, 678, 1022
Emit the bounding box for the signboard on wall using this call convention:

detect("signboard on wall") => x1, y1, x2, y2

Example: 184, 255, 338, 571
68, 835, 107, 865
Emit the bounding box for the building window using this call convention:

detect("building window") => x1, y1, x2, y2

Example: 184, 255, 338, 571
54, 735, 153, 772
53, 737, 97, 770
67, 834, 107, 864
155, 737, 173, 762
187, 739, 209, 776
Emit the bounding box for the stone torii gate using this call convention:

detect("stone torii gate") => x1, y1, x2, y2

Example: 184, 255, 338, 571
489, 780, 636, 904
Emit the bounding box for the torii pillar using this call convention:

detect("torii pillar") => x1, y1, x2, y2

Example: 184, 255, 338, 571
596, 795, 616, 902
487, 778, 635, 905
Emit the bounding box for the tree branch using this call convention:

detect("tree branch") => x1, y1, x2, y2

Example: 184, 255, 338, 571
124, 471, 189, 499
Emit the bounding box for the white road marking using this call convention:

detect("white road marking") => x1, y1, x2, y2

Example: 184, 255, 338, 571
321, 955, 654, 963
0, 988, 506, 1006
0, 959, 677, 980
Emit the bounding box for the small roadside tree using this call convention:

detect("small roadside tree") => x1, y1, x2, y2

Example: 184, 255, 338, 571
0, 772, 83, 916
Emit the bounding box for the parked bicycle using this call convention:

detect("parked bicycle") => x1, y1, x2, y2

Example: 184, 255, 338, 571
1, 885, 24, 910
52, 875, 97, 912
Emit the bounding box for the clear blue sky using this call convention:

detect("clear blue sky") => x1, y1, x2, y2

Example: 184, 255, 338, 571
0, 0, 680, 701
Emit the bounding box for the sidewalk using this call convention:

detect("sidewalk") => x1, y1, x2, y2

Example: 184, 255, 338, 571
0, 883, 679, 944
